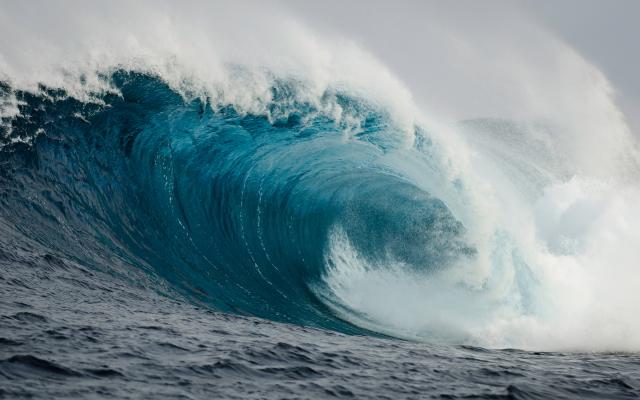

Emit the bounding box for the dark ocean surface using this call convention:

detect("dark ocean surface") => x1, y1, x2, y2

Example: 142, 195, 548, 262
2, 248, 639, 399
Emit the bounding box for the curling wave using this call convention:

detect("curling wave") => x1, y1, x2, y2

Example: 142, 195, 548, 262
2, 1, 640, 351
0, 71, 490, 336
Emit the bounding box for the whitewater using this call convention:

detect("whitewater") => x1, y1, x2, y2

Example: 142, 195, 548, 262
1, 1, 640, 398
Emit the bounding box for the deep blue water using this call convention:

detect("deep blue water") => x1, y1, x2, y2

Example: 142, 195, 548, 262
1, 73, 639, 399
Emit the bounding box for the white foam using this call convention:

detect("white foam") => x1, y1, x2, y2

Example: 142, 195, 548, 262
0, 1, 418, 139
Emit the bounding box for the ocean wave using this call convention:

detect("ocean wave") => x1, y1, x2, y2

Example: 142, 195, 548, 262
2, 2, 640, 352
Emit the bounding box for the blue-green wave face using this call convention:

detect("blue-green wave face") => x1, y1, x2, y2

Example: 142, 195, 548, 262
1, 72, 497, 337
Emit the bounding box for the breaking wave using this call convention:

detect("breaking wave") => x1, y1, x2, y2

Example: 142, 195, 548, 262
2, 1, 640, 351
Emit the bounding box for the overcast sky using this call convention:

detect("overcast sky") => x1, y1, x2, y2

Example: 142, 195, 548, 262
523, 0, 640, 133
280, 0, 640, 134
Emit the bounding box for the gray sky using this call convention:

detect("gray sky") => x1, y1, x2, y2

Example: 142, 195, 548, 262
522, 0, 640, 133
281, 0, 640, 134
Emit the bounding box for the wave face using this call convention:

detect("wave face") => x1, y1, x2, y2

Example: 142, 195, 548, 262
0, 72, 482, 336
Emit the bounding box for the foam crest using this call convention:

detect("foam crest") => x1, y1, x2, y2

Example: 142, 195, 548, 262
0, 1, 417, 136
